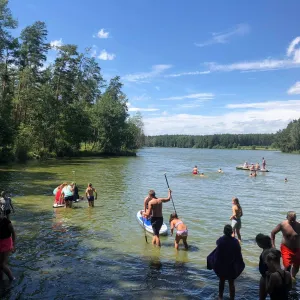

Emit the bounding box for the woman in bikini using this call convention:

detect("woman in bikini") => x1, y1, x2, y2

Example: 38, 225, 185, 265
192, 166, 198, 175
230, 197, 243, 243
169, 213, 188, 250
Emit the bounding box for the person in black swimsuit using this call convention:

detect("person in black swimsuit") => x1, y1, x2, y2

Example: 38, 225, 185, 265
265, 248, 292, 300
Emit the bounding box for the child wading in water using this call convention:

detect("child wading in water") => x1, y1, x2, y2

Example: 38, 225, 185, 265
85, 183, 97, 207
169, 213, 188, 250
0, 200, 16, 280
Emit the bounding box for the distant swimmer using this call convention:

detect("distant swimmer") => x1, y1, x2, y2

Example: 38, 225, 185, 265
192, 166, 199, 175
143, 189, 171, 247
199, 173, 205, 177
262, 157, 266, 170
85, 183, 97, 207
271, 211, 300, 281
250, 163, 255, 171
285, 178, 288, 183
169, 212, 188, 250
218, 168, 223, 173
250, 171, 257, 177
255, 163, 260, 170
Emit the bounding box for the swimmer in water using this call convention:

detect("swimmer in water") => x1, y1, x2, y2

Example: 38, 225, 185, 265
218, 168, 223, 173
192, 166, 199, 175
285, 178, 288, 183
199, 173, 205, 177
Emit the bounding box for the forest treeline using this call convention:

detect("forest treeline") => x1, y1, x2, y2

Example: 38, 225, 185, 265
0, 0, 144, 162
144, 118, 300, 153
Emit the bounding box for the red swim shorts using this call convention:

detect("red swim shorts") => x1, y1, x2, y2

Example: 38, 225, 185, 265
0, 237, 13, 253
281, 243, 300, 268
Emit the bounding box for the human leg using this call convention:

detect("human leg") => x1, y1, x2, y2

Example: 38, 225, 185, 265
218, 278, 225, 299
0, 252, 14, 280
182, 236, 188, 250
228, 279, 235, 300
175, 235, 181, 250
91, 200, 94, 207
259, 276, 267, 300
291, 264, 299, 279
236, 228, 241, 242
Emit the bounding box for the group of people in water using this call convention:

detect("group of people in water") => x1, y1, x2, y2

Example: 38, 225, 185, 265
141, 182, 299, 300
53, 182, 97, 208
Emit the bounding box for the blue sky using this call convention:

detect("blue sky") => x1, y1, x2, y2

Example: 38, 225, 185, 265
9, 0, 300, 135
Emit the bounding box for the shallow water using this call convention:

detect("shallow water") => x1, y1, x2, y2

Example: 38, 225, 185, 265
0, 148, 300, 299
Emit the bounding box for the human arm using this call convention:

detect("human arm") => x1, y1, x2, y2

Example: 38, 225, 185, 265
271, 223, 281, 248
144, 196, 150, 212
266, 273, 281, 295
230, 205, 236, 220
10, 199, 15, 213
158, 189, 172, 203
170, 220, 174, 236
143, 201, 152, 218
85, 188, 88, 198
8, 223, 16, 252
94, 189, 97, 200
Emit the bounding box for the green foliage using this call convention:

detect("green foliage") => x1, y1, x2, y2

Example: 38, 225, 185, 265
276, 119, 300, 153
144, 134, 276, 149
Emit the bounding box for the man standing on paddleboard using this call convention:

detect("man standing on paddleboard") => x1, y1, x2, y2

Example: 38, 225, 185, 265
143, 189, 171, 247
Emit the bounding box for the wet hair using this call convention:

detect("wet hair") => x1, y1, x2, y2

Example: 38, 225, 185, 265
148, 190, 156, 197
224, 224, 233, 237
88, 183, 92, 187
169, 212, 178, 224
233, 197, 242, 210
256, 233, 272, 249
265, 248, 281, 263
1, 191, 5, 197
287, 211, 296, 220
71, 182, 76, 186
194, 165, 197, 168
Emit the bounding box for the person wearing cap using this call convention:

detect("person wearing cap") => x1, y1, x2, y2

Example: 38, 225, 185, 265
85, 183, 97, 207
0, 191, 15, 220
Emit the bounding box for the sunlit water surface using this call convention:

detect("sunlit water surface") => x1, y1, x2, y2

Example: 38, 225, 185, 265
0, 148, 300, 299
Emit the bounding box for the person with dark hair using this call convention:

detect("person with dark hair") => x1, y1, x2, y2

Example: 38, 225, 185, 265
0, 208, 16, 280
72, 182, 80, 202
143, 189, 171, 247
230, 197, 243, 243
0, 191, 15, 220
169, 212, 188, 250
192, 166, 198, 175
265, 248, 292, 299
262, 157, 266, 170
85, 183, 97, 207
143, 190, 155, 213
271, 211, 300, 280
256, 233, 273, 299
207, 224, 245, 300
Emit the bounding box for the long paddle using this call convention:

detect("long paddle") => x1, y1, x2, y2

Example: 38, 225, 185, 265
142, 212, 148, 243
164, 173, 177, 215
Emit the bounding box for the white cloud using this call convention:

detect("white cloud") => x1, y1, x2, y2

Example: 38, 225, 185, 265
226, 100, 300, 109
165, 70, 210, 78
143, 100, 300, 135
98, 49, 116, 61
207, 36, 300, 73
288, 82, 300, 95
155, 86, 160, 91
122, 64, 172, 83
50, 38, 63, 48
96, 28, 109, 39
195, 23, 250, 47
131, 94, 151, 102
160, 93, 214, 101
129, 107, 159, 112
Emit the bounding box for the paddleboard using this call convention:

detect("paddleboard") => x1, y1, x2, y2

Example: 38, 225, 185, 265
53, 203, 65, 208
136, 211, 168, 236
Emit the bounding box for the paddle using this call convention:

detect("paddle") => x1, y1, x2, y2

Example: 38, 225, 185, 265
164, 173, 177, 215
142, 214, 148, 243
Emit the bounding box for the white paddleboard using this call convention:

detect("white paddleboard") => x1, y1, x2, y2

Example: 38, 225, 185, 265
136, 211, 168, 236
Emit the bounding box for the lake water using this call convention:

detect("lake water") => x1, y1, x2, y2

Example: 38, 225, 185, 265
1, 148, 300, 299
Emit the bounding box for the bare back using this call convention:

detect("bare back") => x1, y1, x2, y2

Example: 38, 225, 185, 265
86, 187, 95, 197
279, 220, 300, 248
148, 198, 163, 217
232, 204, 242, 219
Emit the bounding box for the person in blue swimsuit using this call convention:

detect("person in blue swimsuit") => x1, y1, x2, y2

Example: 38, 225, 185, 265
85, 183, 97, 207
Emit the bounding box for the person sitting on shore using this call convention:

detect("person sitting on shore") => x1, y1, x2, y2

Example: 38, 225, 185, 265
192, 166, 198, 175
256, 233, 272, 300
169, 212, 188, 250
265, 248, 292, 299
208, 224, 245, 300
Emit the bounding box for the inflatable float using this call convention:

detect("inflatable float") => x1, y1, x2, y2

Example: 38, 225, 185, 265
136, 211, 168, 236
